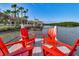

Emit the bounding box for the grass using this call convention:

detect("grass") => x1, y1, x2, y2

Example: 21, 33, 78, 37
0, 25, 19, 31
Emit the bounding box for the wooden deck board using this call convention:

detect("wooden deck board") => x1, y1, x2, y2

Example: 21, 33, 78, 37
32, 38, 43, 56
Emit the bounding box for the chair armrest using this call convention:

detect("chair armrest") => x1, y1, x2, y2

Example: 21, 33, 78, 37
5, 41, 22, 46
57, 41, 73, 50
27, 39, 35, 45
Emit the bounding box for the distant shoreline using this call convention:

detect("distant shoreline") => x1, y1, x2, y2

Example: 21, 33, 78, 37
44, 22, 79, 27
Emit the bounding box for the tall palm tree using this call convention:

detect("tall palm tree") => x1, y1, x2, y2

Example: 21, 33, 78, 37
18, 7, 24, 24
19, 7, 24, 17
15, 9, 20, 25
11, 4, 19, 26
16, 9, 20, 18
11, 4, 17, 18
23, 9, 28, 17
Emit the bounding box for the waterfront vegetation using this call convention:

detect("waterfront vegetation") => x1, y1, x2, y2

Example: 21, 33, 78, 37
0, 25, 20, 31
0, 4, 28, 31
45, 22, 79, 27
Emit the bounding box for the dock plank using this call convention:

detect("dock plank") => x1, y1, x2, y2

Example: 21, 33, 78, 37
32, 38, 43, 56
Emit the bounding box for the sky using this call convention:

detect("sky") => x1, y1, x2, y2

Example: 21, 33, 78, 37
0, 3, 79, 23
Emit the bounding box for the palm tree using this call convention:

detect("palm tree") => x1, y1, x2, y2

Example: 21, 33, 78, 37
23, 9, 28, 17
15, 9, 20, 25
16, 9, 20, 18
11, 4, 19, 26
11, 4, 17, 18
18, 7, 24, 24
3, 10, 11, 15
19, 7, 24, 17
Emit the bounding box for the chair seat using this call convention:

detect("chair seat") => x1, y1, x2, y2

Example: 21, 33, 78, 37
9, 44, 32, 53
9, 44, 22, 53
43, 44, 70, 54
57, 46, 70, 54
7, 45, 33, 56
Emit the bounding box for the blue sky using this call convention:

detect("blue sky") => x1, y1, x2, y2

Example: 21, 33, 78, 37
0, 3, 79, 23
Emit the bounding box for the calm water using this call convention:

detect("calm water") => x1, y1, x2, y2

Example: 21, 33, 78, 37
57, 26, 79, 45
38, 26, 79, 45
30, 26, 79, 45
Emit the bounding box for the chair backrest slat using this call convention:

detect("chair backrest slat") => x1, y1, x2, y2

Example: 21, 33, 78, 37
47, 28, 57, 47
20, 27, 29, 42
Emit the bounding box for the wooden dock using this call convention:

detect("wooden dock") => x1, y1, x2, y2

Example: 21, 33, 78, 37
32, 38, 43, 56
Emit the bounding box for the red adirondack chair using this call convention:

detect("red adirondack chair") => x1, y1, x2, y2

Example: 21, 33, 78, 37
0, 26, 36, 56
20, 26, 36, 46
41, 27, 79, 56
